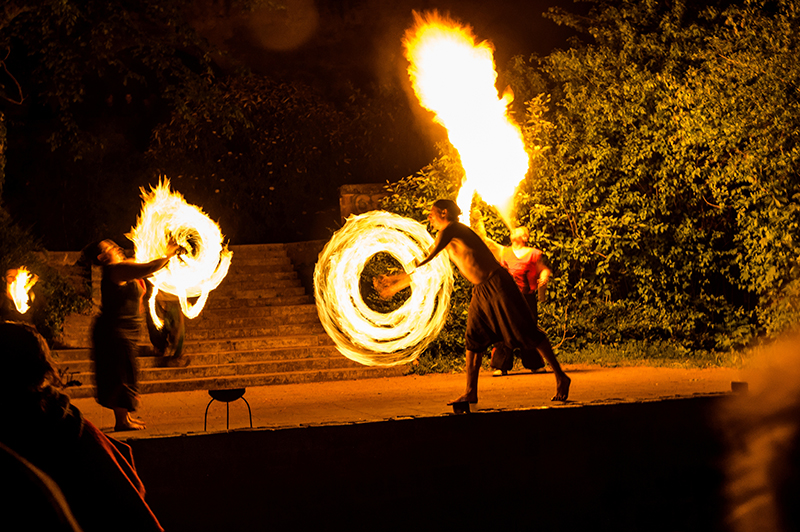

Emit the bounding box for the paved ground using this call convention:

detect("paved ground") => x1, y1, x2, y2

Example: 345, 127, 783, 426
69, 363, 746, 439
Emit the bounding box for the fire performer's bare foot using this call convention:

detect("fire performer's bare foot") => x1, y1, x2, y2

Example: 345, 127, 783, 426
115, 419, 146, 431
551, 374, 571, 402
448, 393, 478, 405
114, 411, 146, 431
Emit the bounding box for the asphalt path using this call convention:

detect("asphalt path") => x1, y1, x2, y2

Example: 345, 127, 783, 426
69, 364, 745, 439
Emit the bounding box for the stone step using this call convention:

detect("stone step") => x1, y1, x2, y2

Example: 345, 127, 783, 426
182, 334, 334, 355
228, 243, 289, 257
52, 349, 93, 363
54, 332, 333, 361
224, 263, 296, 275
186, 323, 326, 341
65, 353, 362, 383
53, 343, 349, 372
217, 276, 300, 289
188, 308, 319, 329
57, 343, 350, 368
230, 256, 293, 268
219, 271, 299, 284
63, 365, 406, 399
204, 294, 313, 309
198, 303, 318, 320
209, 285, 306, 300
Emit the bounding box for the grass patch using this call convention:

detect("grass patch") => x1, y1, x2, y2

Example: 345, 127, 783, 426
405, 339, 745, 375
406, 352, 465, 375
557, 340, 744, 369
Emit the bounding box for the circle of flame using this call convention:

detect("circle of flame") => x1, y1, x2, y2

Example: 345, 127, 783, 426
128, 179, 232, 327
314, 211, 453, 366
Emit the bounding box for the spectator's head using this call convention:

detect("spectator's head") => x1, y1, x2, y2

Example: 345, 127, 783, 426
0, 322, 61, 396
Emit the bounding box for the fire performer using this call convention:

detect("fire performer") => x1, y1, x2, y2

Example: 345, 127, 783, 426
374, 199, 570, 404
474, 220, 551, 376
84, 239, 180, 431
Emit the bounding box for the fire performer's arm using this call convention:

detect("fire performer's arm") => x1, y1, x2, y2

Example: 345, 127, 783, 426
107, 242, 181, 285
373, 272, 411, 299
373, 228, 454, 299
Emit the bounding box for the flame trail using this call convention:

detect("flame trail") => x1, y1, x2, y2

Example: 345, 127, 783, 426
128, 178, 232, 327
314, 211, 453, 366
403, 11, 530, 226
7, 267, 38, 314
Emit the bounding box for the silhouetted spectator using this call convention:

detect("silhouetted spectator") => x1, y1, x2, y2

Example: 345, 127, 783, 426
0, 321, 164, 532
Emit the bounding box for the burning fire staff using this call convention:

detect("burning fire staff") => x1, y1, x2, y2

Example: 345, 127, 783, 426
375, 199, 570, 405
2, 267, 38, 322
84, 239, 180, 431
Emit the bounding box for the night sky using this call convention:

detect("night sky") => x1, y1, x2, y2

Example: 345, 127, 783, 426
202, 0, 586, 90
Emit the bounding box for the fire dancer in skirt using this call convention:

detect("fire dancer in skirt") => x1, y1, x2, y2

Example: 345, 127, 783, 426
375, 199, 570, 404
474, 221, 551, 376
85, 239, 180, 431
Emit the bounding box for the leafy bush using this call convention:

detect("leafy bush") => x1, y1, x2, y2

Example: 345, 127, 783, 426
505, 0, 800, 356
0, 211, 91, 345
382, 0, 800, 368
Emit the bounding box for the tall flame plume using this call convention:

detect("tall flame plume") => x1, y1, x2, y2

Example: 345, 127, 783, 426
403, 11, 529, 226
7, 267, 38, 314
128, 178, 232, 327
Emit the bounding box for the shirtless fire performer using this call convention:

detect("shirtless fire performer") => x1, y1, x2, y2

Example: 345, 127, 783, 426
374, 199, 570, 405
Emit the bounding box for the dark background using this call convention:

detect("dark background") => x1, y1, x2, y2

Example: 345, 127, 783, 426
2, 0, 587, 249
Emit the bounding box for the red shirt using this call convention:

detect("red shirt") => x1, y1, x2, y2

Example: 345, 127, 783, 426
500, 247, 542, 295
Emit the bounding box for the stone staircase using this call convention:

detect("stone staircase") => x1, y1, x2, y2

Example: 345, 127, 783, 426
54, 243, 406, 400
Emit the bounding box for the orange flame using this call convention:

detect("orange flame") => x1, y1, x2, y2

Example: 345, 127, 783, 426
7, 266, 38, 314
128, 178, 232, 327
403, 11, 529, 226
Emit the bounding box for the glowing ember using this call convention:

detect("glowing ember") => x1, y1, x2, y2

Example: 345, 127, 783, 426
128, 178, 232, 327
403, 11, 530, 225
7, 267, 38, 314
314, 211, 453, 366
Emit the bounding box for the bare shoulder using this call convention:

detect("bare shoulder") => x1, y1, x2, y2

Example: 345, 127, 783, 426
445, 222, 477, 239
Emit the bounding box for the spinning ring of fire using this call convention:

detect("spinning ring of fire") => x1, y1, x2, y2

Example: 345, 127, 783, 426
128, 179, 232, 328
314, 211, 453, 366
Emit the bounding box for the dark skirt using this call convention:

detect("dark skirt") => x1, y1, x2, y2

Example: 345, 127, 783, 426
92, 315, 141, 411
466, 268, 547, 356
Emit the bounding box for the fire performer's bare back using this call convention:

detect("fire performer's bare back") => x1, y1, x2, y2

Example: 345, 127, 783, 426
431, 223, 501, 285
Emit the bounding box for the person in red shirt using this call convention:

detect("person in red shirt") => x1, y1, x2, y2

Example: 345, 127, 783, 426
476, 222, 551, 376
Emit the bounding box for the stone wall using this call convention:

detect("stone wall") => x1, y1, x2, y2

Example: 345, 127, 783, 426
338, 183, 387, 223
128, 395, 731, 532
